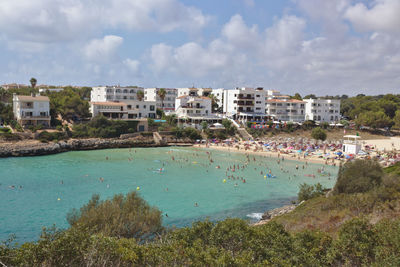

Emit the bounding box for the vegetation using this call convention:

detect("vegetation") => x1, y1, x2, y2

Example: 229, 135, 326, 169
157, 88, 166, 110
205, 119, 236, 139
66, 192, 163, 240
171, 126, 202, 140
311, 127, 327, 141
333, 159, 383, 194
72, 115, 138, 138
37, 131, 68, 143
298, 183, 326, 202
29, 77, 37, 88
341, 94, 400, 129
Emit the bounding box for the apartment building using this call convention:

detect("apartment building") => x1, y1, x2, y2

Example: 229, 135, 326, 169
90, 100, 156, 119
304, 98, 341, 123
223, 87, 268, 122
175, 95, 212, 118
176, 87, 212, 97
91, 86, 144, 102
144, 88, 177, 111
12, 94, 51, 127
265, 99, 306, 122
90, 86, 156, 119
211, 88, 225, 111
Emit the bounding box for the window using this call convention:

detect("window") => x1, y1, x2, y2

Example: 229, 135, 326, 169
130, 90, 135, 93
150, 105, 155, 111
136, 105, 139, 108
116, 89, 121, 93
123, 89, 128, 93
143, 105, 146, 109
127, 105, 132, 109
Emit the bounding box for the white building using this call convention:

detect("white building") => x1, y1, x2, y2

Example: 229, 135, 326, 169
175, 95, 212, 118
90, 86, 156, 119
211, 88, 225, 111
91, 86, 144, 102
266, 99, 306, 122
177, 87, 212, 98
12, 94, 51, 127
305, 98, 341, 123
90, 100, 156, 119
223, 87, 268, 122
174, 95, 222, 129
144, 88, 177, 112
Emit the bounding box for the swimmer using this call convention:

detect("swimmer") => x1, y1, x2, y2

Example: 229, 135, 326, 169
194, 202, 199, 207
296, 165, 299, 170
165, 213, 168, 217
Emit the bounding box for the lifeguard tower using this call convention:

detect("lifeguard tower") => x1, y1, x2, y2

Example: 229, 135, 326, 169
343, 135, 361, 154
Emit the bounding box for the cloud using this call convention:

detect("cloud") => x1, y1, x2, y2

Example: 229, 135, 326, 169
0, 0, 210, 45
344, 0, 400, 34
147, 11, 400, 94
123, 58, 140, 74
83, 35, 124, 63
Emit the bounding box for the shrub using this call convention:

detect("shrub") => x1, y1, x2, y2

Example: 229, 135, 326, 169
66, 192, 163, 240
311, 127, 327, 141
298, 183, 326, 202
333, 159, 383, 195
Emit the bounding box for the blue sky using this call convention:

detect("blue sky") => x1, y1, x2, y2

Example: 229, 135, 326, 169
0, 0, 399, 96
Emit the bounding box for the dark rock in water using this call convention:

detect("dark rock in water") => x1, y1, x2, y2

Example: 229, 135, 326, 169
261, 212, 272, 220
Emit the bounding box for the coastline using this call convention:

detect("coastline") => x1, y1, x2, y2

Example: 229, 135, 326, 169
0, 137, 193, 158
196, 143, 340, 166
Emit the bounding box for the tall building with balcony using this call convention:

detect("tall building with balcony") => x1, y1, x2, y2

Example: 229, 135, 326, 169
223, 87, 267, 122
176, 87, 212, 98
90, 86, 156, 119
265, 99, 306, 122
144, 88, 177, 111
304, 98, 341, 123
91, 86, 144, 102
12, 94, 51, 127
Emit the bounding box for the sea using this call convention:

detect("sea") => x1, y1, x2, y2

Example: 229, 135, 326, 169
0, 147, 338, 242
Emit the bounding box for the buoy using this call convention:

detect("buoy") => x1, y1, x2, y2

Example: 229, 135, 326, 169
57, 198, 61, 201
264, 175, 267, 179
223, 179, 226, 183
136, 186, 140, 191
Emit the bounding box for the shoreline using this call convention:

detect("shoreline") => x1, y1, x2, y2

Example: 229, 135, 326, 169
0, 138, 193, 158
196, 143, 340, 166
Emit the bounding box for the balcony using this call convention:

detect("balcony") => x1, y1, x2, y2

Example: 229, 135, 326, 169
182, 105, 205, 109
21, 115, 51, 120
237, 101, 254, 106
237, 95, 254, 100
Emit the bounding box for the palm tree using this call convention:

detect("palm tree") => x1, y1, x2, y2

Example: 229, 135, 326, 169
30, 77, 37, 88
136, 90, 144, 101
157, 88, 167, 110
209, 94, 219, 113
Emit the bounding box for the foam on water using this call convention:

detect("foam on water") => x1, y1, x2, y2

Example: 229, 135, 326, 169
0, 147, 338, 242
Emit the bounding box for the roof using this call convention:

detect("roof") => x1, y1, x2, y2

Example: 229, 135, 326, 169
267, 99, 305, 103
91, 102, 126, 106
16, 95, 50, 102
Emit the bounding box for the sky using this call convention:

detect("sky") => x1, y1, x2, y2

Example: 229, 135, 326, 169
0, 0, 399, 96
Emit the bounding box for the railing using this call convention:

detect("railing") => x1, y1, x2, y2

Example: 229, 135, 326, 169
21, 115, 50, 119
182, 106, 205, 109
237, 95, 255, 100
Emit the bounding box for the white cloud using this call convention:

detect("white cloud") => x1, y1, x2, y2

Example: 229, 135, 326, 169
123, 58, 140, 74
0, 0, 210, 45
222, 15, 260, 49
83, 35, 124, 62
344, 0, 400, 34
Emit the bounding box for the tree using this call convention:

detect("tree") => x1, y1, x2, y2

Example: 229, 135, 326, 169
355, 111, 393, 129
209, 94, 219, 112
393, 110, 400, 130
311, 127, 327, 141
304, 94, 317, 99
30, 77, 37, 88
136, 90, 144, 101
333, 159, 383, 195
201, 121, 208, 130
66, 191, 163, 240
291, 93, 302, 100
298, 183, 326, 202
157, 88, 166, 110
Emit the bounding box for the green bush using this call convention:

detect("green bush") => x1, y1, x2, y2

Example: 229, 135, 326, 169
298, 183, 326, 202
0, 127, 11, 133
37, 131, 68, 142
333, 160, 383, 195
311, 127, 327, 141
66, 192, 163, 240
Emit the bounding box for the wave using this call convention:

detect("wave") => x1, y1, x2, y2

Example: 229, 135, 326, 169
246, 212, 263, 220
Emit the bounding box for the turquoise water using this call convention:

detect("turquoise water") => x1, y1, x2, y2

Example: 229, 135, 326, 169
0, 147, 337, 242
